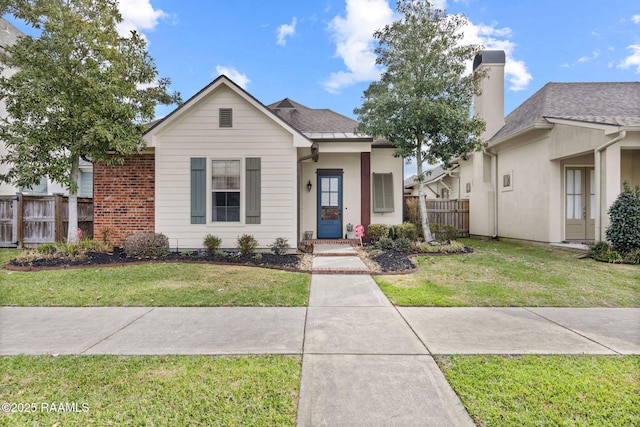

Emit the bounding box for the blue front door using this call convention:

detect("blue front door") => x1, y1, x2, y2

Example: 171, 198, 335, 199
317, 175, 342, 239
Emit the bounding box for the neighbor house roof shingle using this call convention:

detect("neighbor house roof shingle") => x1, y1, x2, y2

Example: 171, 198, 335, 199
490, 82, 640, 143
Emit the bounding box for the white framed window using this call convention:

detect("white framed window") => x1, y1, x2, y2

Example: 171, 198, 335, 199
211, 159, 241, 222
372, 173, 394, 213
441, 188, 449, 199
465, 182, 471, 194
502, 171, 513, 192
20, 177, 48, 195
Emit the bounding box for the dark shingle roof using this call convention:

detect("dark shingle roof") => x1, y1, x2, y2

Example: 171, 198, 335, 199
0, 17, 24, 48
269, 98, 358, 133
490, 82, 640, 142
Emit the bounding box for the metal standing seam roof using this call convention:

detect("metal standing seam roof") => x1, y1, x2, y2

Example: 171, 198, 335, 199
490, 82, 640, 143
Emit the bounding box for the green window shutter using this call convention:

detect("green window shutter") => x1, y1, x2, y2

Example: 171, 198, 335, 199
372, 173, 394, 213
190, 158, 206, 224
245, 158, 261, 224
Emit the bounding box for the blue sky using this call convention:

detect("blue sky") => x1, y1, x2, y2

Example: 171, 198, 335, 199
6, 0, 640, 118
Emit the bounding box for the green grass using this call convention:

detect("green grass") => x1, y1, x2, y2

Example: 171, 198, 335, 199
0, 251, 310, 306
437, 355, 640, 427
0, 355, 300, 427
376, 239, 640, 307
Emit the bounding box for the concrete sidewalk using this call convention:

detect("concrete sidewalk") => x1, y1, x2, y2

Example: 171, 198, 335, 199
1, 244, 639, 426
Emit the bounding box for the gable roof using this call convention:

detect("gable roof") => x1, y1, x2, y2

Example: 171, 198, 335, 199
268, 98, 370, 142
144, 76, 312, 148
490, 82, 640, 142
0, 18, 24, 49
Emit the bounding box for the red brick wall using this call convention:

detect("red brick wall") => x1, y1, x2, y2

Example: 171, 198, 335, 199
93, 154, 155, 246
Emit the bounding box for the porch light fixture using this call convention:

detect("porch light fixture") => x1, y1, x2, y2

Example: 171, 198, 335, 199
306, 180, 313, 192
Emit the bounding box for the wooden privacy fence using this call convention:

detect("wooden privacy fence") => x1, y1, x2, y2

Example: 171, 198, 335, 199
404, 197, 470, 237
0, 194, 93, 247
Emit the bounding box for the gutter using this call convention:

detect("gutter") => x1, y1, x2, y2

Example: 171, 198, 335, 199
483, 148, 498, 238
594, 131, 626, 241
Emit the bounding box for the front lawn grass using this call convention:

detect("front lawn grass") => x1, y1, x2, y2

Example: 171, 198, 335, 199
375, 239, 639, 307
0, 256, 309, 306
0, 355, 300, 426
437, 355, 640, 427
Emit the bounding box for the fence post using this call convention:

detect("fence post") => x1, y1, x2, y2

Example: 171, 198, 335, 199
54, 193, 64, 243
15, 192, 23, 248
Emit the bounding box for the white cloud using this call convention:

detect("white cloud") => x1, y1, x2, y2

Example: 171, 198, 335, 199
116, 0, 167, 36
325, 1, 531, 93
324, 0, 395, 93
577, 50, 601, 63
215, 65, 251, 89
632, 14, 640, 24
619, 44, 640, 73
460, 20, 532, 91
277, 17, 297, 46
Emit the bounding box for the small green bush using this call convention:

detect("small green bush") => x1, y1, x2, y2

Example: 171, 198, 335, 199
588, 241, 622, 264
36, 243, 57, 254
623, 249, 640, 265
123, 232, 170, 258
368, 224, 389, 242
395, 222, 418, 241
429, 223, 459, 242
415, 241, 466, 253
377, 236, 394, 250
270, 237, 290, 256
606, 181, 640, 255
203, 234, 222, 253
394, 237, 413, 253
237, 234, 258, 254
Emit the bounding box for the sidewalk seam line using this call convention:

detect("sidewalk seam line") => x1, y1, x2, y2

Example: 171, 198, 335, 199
79, 307, 156, 355
524, 308, 622, 355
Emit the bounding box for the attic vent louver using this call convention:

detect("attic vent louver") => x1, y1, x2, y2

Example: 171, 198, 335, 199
219, 108, 233, 127
276, 99, 294, 109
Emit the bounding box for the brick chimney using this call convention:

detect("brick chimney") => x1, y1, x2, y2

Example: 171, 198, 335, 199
473, 50, 505, 140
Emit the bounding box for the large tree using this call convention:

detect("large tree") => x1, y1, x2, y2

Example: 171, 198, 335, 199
0, 0, 180, 242
355, 0, 485, 242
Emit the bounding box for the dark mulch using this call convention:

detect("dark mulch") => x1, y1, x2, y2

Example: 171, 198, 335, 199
8, 247, 302, 270
370, 250, 417, 272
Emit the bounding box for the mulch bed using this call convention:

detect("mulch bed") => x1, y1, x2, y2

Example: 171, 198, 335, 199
7, 247, 303, 272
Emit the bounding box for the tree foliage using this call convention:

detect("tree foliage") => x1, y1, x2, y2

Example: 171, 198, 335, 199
354, 0, 485, 241
0, 0, 180, 241
606, 181, 640, 255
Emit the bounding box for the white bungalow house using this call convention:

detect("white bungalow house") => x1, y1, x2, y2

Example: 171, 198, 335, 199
404, 164, 461, 200
456, 50, 640, 243
93, 75, 404, 248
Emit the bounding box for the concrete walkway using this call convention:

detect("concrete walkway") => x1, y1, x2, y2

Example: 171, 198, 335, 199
1, 244, 639, 426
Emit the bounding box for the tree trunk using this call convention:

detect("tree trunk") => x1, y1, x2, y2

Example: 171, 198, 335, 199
417, 161, 435, 242
67, 157, 79, 243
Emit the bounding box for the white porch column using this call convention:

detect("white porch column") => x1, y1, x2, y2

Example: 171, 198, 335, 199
601, 143, 622, 238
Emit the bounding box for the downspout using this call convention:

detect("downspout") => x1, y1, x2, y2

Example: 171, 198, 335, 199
296, 143, 319, 246
594, 131, 626, 241
483, 148, 498, 238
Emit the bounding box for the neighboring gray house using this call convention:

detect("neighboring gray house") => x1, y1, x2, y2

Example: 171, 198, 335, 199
457, 50, 640, 243
0, 17, 93, 197
404, 164, 461, 200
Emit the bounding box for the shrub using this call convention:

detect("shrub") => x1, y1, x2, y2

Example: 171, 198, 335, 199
429, 223, 459, 242
395, 222, 418, 241
270, 237, 290, 256
623, 249, 640, 265
203, 234, 222, 253
394, 237, 413, 253
368, 224, 389, 242
377, 236, 394, 250
588, 241, 622, 264
606, 181, 640, 255
36, 243, 57, 254
237, 234, 258, 254
123, 232, 170, 258
415, 241, 466, 253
